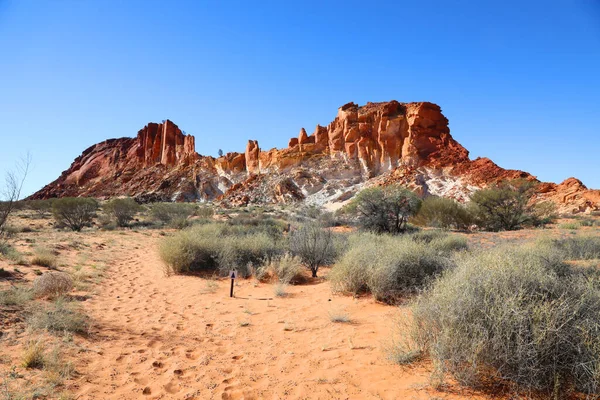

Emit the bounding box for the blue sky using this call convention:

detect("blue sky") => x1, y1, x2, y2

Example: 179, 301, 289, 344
1, 0, 599, 197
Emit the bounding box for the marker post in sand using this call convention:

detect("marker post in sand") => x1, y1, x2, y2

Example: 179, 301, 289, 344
229, 270, 237, 298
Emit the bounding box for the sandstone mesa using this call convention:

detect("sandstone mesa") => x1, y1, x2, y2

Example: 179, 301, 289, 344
31, 101, 599, 213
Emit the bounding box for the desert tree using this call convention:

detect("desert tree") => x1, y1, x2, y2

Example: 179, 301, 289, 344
218, 149, 224, 157
289, 222, 337, 278
346, 185, 421, 234
0, 153, 31, 240
104, 197, 142, 227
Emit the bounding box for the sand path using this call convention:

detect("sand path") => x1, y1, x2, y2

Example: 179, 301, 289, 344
74, 232, 484, 399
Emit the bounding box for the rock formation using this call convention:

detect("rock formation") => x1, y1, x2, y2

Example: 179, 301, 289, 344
30, 101, 600, 213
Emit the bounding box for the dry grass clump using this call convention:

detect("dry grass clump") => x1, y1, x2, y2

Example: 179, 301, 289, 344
330, 232, 462, 304
0, 286, 34, 306
159, 223, 283, 276
31, 248, 57, 268
328, 308, 351, 323
21, 340, 46, 369
405, 244, 600, 396
256, 253, 304, 284
33, 272, 73, 298
150, 202, 196, 228
27, 298, 89, 334
273, 282, 288, 297
539, 236, 600, 260
559, 221, 581, 230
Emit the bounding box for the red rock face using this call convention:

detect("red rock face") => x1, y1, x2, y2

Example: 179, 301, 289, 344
29, 100, 600, 213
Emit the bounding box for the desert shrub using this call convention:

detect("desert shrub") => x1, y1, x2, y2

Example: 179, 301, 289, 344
539, 236, 600, 260
26, 199, 55, 219
330, 233, 458, 304
577, 217, 599, 227
412, 196, 473, 230
346, 185, 421, 234
103, 197, 142, 227
196, 205, 214, 218
33, 272, 73, 298
159, 223, 283, 276
256, 253, 304, 284
226, 214, 288, 240
0, 243, 28, 265
52, 197, 99, 231
469, 180, 539, 231
529, 201, 558, 227
289, 222, 338, 277
31, 248, 57, 268
150, 202, 196, 227
0, 286, 34, 306
27, 298, 89, 334
407, 244, 600, 395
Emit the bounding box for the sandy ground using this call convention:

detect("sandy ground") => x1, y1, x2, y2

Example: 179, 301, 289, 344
2, 216, 599, 399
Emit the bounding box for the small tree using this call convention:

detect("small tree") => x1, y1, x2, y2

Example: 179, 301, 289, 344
0, 154, 30, 240
27, 199, 55, 219
218, 149, 223, 157
104, 198, 142, 227
347, 185, 421, 234
150, 203, 196, 227
469, 180, 537, 231
289, 222, 337, 278
52, 197, 99, 231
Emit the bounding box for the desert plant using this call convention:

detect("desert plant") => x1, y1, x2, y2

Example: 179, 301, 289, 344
469, 180, 538, 231
150, 202, 196, 227
27, 298, 89, 334
21, 340, 46, 369
26, 199, 55, 219
31, 248, 57, 268
103, 197, 142, 227
559, 221, 580, 230
0, 154, 30, 240
330, 233, 459, 304
539, 236, 600, 260
52, 197, 99, 231
289, 222, 337, 278
256, 253, 304, 284
407, 244, 600, 395
0, 286, 34, 306
412, 196, 473, 230
159, 223, 283, 276
33, 272, 73, 298
346, 185, 421, 234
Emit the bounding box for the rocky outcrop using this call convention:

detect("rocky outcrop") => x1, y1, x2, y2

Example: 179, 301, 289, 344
30, 100, 599, 213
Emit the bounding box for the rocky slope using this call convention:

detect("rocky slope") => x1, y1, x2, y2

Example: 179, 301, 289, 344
31, 101, 600, 213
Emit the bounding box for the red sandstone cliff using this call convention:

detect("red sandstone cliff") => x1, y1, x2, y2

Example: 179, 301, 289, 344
30, 102, 600, 213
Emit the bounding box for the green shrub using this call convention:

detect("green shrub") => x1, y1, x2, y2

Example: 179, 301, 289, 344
346, 185, 421, 234
27, 298, 89, 334
412, 196, 473, 230
330, 233, 460, 304
150, 203, 196, 227
25, 199, 55, 219
469, 180, 538, 231
52, 197, 99, 231
103, 197, 142, 227
159, 223, 283, 276
559, 221, 580, 230
407, 244, 600, 395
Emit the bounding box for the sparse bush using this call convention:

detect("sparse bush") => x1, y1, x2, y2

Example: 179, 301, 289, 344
346, 185, 421, 234
256, 253, 304, 284
273, 283, 288, 297
407, 244, 600, 395
412, 196, 473, 230
26, 199, 55, 219
33, 272, 73, 298
196, 205, 214, 218
289, 222, 338, 277
150, 203, 196, 227
27, 298, 89, 334
330, 233, 460, 304
52, 197, 99, 231
159, 223, 283, 276
529, 201, 558, 227
103, 197, 142, 227
31, 248, 57, 268
328, 308, 351, 323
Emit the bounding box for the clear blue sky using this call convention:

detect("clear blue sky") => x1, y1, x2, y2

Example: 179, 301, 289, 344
1, 0, 599, 197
